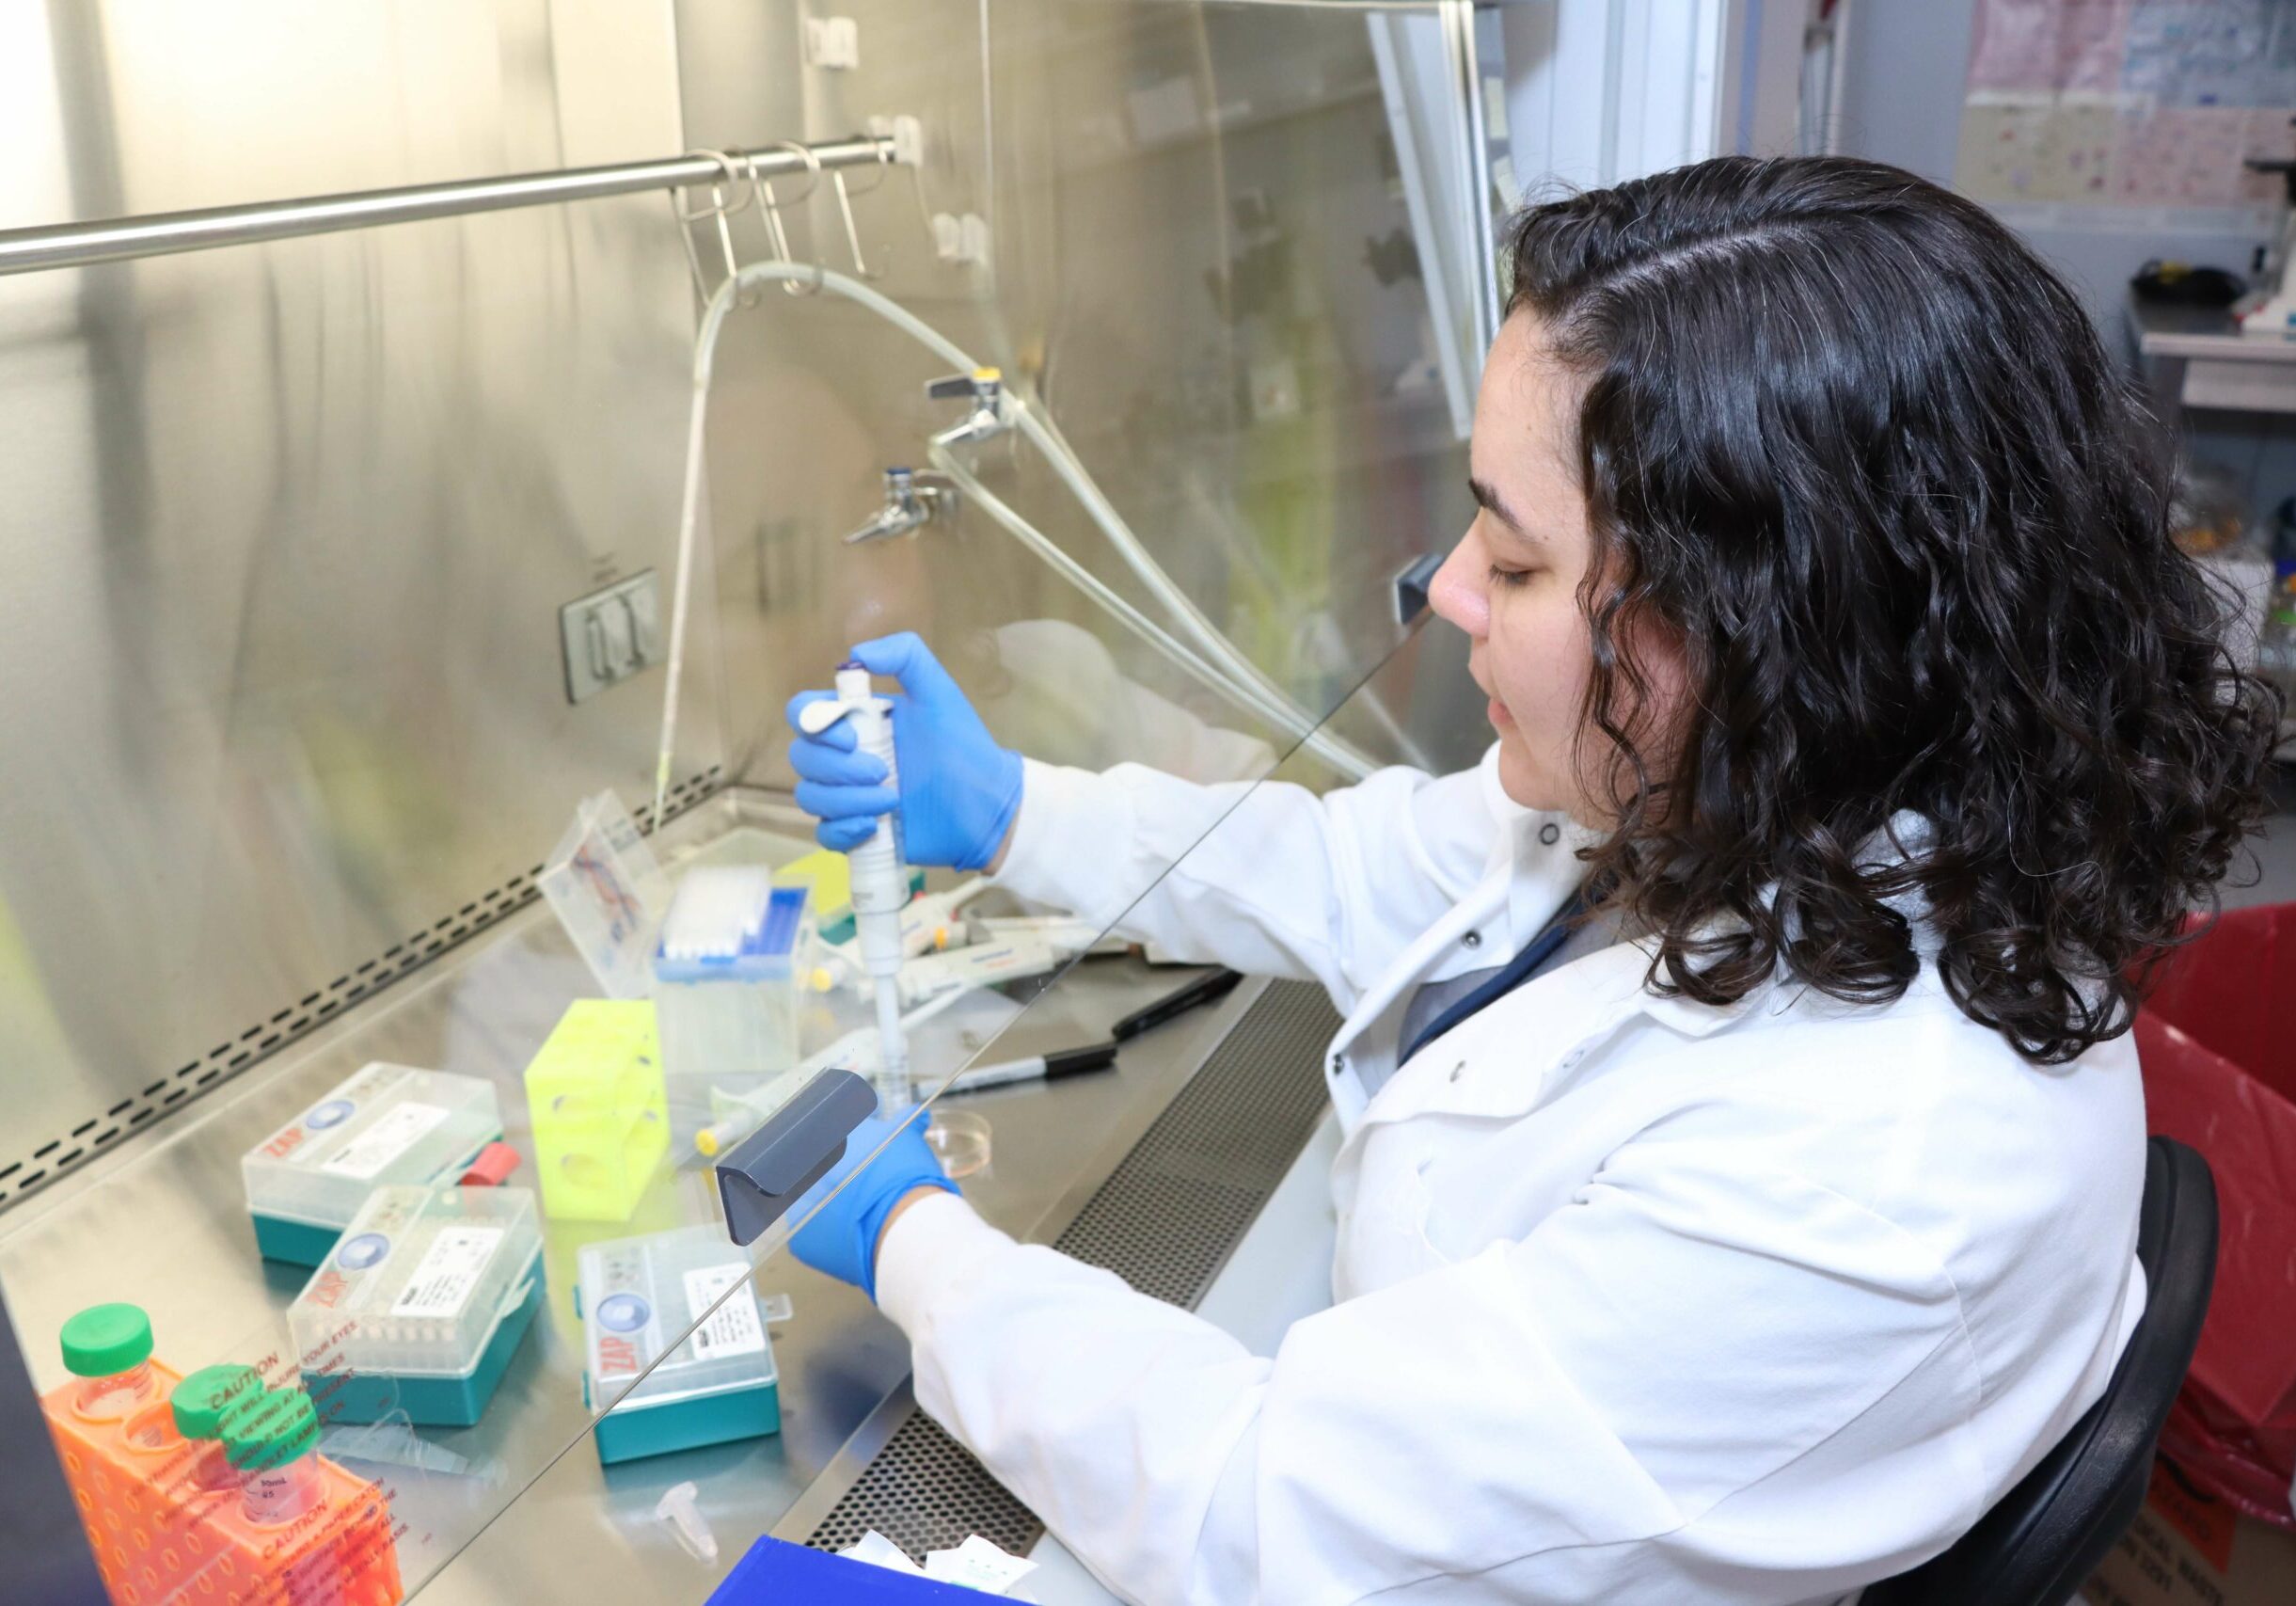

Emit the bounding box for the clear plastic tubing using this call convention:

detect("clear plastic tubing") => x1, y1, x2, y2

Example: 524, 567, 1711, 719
837, 661, 912, 1105
225, 1389, 326, 1528
649, 258, 1377, 831
59, 1303, 157, 1420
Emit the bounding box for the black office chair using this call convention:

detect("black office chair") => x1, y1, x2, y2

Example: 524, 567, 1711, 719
1863, 1136, 2218, 1606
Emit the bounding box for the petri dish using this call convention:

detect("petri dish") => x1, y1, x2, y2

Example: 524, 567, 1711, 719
924, 1110, 992, 1180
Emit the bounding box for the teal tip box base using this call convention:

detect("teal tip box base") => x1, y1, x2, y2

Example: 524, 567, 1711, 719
590, 1379, 781, 1465
573, 1225, 784, 1464
250, 1131, 505, 1267
251, 1212, 353, 1267
304, 1256, 546, 1428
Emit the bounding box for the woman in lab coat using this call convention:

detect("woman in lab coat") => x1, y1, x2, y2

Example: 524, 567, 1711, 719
782, 156, 2278, 1604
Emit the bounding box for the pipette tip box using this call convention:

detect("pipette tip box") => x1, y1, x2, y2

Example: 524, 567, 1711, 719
243, 1063, 504, 1266
290, 1185, 545, 1428
654, 871, 811, 1140
577, 1224, 780, 1464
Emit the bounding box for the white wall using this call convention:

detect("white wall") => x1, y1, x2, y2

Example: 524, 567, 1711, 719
1498, 0, 1733, 195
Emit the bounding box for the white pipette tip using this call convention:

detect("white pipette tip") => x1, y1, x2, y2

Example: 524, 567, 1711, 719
658, 867, 776, 962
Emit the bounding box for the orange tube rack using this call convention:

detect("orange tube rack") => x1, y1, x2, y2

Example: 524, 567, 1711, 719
42, 1360, 403, 1606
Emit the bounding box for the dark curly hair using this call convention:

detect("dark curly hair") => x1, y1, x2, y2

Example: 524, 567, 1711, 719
1505, 154, 2277, 1063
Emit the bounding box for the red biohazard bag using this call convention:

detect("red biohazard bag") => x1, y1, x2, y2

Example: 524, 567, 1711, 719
2137, 902, 2296, 1529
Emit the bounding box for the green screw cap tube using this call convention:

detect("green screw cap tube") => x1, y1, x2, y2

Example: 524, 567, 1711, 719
215, 1389, 284, 1459
59, 1304, 153, 1378
172, 1365, 263, 1440
223, 1390, 318, 1472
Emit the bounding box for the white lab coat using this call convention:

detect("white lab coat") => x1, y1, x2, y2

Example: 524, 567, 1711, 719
875, 747, 2147, 1606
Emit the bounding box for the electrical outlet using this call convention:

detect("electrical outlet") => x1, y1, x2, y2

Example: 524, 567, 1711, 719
932, 212, 990, 265
866, 113, 925, 167
804, 16, 859, 70
561, 569, 664, 703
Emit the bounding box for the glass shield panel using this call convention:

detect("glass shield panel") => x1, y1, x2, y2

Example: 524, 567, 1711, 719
0, 2, 1487, 1601
408, 618, 1487, 1598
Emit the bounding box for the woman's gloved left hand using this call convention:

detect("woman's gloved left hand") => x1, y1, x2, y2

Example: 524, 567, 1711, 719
787, 1106, 958, 1302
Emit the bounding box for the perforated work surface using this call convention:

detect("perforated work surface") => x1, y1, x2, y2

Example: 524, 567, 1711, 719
806, 1407, 1049, 1561
806, 978, 1341, 1558
1050, 979, 1344, 1305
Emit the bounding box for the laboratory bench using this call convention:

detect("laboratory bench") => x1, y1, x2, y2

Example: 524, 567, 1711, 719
0, 787, 1345, 1604
2128, 296, 2296, 418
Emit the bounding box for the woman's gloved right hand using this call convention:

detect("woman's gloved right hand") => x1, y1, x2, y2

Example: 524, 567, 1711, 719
784, 631, 1024, 871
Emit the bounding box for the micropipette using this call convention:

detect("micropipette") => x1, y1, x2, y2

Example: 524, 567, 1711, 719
884, 931, 1067, 1008
836, 663, 911, 1104
803, 878, 990, 993
795, 664, 913, 1106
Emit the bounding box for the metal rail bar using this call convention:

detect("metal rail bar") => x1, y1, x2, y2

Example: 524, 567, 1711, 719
1443, 0, 1501, 357
0, 135, 895, 277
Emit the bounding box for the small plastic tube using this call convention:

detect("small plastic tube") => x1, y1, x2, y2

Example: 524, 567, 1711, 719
656, 1480, 720, 1563
59, 1303, 157, 1421
225, 1389, 326, 1528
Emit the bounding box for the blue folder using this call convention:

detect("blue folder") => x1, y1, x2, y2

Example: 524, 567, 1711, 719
708, 1534, 997, 1603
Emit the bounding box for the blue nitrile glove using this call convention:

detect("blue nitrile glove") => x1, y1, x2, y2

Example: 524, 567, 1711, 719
787, 1106, 958, 1301
784, 631, 1024, 871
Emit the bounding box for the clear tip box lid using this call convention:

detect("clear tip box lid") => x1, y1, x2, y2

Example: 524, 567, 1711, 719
580, 1224, 776, 1412
290, 1185, 541, 1381
243, 1063, 501, 1229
